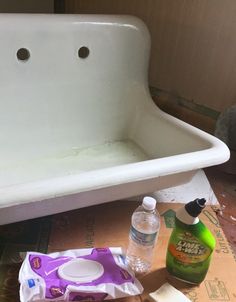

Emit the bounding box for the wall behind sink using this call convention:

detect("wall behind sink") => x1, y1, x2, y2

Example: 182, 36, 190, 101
65, 0, 236, 133
0, 0, 53, 13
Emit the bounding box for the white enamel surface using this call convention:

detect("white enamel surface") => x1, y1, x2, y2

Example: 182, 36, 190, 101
58, 259, 104, 282
0, 14, 230, 224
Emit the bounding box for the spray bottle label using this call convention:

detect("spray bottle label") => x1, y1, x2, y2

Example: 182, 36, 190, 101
130, 226, 157, 246
168, 231, 211, 264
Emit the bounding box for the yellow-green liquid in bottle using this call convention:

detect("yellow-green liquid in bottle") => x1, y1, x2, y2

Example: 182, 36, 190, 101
166, 198, 216, 284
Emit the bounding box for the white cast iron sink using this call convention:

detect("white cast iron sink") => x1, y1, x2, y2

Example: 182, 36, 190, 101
0, 14, 229, 224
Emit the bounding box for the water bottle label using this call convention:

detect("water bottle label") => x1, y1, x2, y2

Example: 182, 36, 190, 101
130, 226, 157, 246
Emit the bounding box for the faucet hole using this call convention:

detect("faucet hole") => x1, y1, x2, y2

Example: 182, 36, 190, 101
16, 48, 30, 61
78, 46, 89, 59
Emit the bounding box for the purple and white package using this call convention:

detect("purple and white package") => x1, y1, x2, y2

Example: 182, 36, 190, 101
19, 247, 143, 301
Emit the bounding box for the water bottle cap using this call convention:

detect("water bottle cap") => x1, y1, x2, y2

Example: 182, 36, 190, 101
142, 196, 156, 210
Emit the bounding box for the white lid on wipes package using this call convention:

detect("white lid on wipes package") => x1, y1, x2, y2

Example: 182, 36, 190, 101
58, 258, 104, 282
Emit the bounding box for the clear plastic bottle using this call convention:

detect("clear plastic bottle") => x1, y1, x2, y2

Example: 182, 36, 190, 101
126, 196, 160, 274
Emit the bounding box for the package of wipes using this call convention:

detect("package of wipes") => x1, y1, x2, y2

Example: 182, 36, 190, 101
19, 247, 143, 301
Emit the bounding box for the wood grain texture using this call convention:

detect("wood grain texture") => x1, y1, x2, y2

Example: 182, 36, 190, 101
66, 0, 236, 112
0, 0, 53, 12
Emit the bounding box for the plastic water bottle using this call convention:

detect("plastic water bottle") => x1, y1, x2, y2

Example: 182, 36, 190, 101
126, 196, 160, 274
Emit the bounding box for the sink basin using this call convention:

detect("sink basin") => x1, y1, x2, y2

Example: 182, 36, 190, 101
0, 14, 229, 224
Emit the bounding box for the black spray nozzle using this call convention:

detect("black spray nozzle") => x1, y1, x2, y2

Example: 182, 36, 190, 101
185, 198, 206, 218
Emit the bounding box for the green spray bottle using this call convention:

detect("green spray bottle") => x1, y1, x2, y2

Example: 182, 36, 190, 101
166, 198, 215, 284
